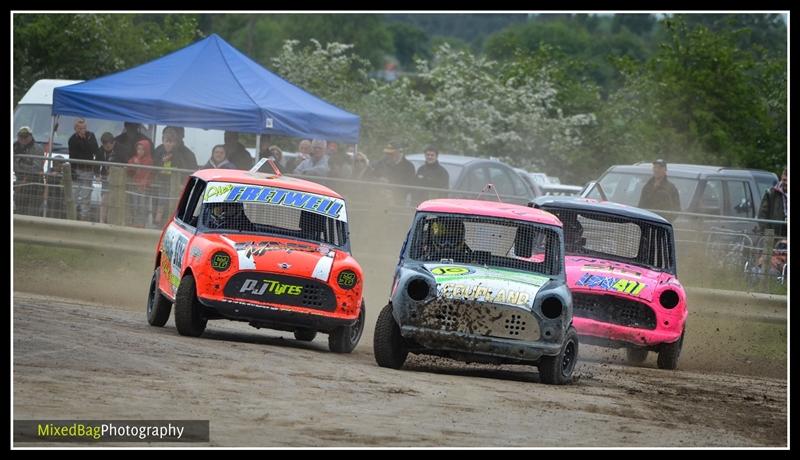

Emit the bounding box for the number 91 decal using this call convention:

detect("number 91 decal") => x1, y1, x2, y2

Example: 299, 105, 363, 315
576, 274, 646, 296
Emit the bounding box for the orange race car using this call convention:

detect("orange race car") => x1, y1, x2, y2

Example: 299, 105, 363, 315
146, 164, 365, 353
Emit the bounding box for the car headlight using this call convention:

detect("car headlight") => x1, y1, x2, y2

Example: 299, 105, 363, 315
659, 290, 680, 309
407, 277, 430, 301
541, 296, 564, 319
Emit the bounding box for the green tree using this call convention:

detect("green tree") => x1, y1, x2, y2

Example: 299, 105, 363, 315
648, 17, 786, 169
202, 14, 394, 69
386, 22, 431, 69
13, 13, 200, 104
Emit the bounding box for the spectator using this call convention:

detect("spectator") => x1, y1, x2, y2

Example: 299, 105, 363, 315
757, 167, 787, 238
259, 144, 286, 173
114, 121, 152, 164
284, 139, 312, 172
224, 131, 253, 170
152, 128, 196, 226
326, 141, 339, 157
328, 141, 353, 179
13, 126, 45, 216
97, 132, 120, 223
351, 148, 370, 180
154, 127, 198, 170
298, 139, 312, 157
638, 159, 680, 221
293, 139, 330, 177
202, 145, 237, 170
127, 140, 154, 227
68, 119, 100, 221
415, 146, 450, 202
365, 141, 416, 204
162, 126, 198, 170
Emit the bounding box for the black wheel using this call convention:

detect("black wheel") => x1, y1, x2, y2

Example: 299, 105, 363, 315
328, 302, 365, 353
147, 268, 172, 327
657, 330, 685, 370
373, 303, 408, 369
538, 326, 579, 385
174, 274, 207, 337
294, 328, 317, 342
626, 347, 649, 364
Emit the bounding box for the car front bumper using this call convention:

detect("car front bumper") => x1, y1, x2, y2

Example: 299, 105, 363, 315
573, 316, 683, 348
400, 325, 563, 363
199, 297, 358, 333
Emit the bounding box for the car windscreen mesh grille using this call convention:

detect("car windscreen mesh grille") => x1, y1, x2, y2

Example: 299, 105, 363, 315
541, 207, 674, 272
198, 201, 346, 247
573, 293, 656, 330
407, 212, 562, 276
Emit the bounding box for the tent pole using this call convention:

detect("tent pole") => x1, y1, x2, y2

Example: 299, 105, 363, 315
255, 133, 261, 161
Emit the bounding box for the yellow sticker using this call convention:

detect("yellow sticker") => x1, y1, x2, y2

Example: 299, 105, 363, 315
431, 266, 471, 276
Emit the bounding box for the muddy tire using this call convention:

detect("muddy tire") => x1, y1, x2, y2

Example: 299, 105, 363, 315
657, 330, 685, 370
294, 329, 317, 342
174, 274, 207, 337
146, 269, 172, 327
328, 302, 365, 353
373, 303, 408, 369
626, 347, 649, 364
538, 326, 579, 385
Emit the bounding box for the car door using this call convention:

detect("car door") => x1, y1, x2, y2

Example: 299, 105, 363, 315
486, 164, 533, 204
722, 179, 756, 233
158, 177, 205, 299
458, 164, 490, 197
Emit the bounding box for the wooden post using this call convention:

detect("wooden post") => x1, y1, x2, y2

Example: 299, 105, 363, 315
62, 163, 76, 220
107, 166, 127, 226
763, 228, 775, 291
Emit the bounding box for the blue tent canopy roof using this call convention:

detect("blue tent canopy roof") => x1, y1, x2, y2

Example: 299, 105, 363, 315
52, 34, 360, 143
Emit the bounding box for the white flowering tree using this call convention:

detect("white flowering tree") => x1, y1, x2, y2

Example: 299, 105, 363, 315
270, 39, 372, 113
271, 40, 596, 177
399, 44, 595, 172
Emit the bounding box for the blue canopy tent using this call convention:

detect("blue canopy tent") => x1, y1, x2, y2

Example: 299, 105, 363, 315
52, 33, 360, 143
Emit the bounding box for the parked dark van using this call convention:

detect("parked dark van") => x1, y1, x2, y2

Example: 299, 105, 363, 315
583, 163, 778, 234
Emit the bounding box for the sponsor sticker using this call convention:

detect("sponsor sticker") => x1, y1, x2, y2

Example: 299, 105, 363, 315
204, 181, 347, 222
240, 278, 303, 296
576, 273, 646, 296
211, 252, 231, 271
429, 266, 473, 276
337, 270, 358, 289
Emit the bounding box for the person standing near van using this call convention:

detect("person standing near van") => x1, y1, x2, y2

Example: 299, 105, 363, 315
68, 119, 100, 221
13, 126, 45, 216
638, 159, 680, 221
758, 167, 787, 238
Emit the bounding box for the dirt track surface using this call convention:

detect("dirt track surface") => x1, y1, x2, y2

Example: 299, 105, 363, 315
13, 293, 786, 447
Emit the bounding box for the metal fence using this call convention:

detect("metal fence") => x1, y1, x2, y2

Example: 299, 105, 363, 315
13, 155, 787, 293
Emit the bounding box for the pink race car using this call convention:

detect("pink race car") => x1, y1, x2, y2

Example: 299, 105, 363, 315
531, 197, 687, 369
